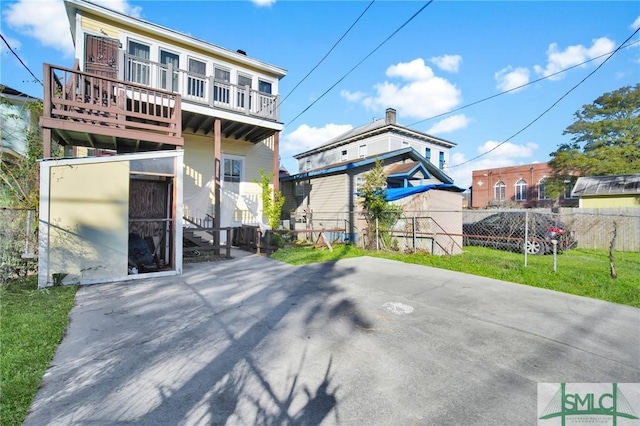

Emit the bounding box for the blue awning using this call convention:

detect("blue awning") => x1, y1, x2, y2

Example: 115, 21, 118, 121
385, 184, 465, 201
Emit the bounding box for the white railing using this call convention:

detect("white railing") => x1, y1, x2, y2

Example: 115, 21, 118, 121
123, 53, 279, 121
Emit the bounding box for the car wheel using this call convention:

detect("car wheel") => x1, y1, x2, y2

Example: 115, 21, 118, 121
525, 240, 546, 255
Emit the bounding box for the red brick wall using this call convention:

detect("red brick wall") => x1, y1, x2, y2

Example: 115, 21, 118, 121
470, 162, 577, 209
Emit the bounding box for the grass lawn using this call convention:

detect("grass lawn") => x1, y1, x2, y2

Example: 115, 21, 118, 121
271, 245, 640, 308
0, 276, 77, 426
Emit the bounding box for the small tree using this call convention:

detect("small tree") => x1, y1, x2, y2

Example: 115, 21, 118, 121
359, 159, 402, 250
0, 98, 44, 281
258, 169, 286, 230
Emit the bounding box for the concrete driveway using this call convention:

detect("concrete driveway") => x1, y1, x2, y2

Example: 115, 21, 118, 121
26, 252, 639, 425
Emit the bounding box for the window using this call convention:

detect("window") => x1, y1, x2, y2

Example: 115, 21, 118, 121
159, 50, 179, 91
538, 178, 548, 200
494, 181, 506, 200
564, 180, 577, 199
295, 181, 306, 197
187, 58, 207, 98
439, 151, 445, 169
127, 40, 150, 85
341, 150, 348, 161
355, 176, 365, 193
305, 159, 311, 171
359, 145, 367, 158
214, 67, 230, 103
258, 80, 272, 94
515, 179, 527, 201
223, 156, 243, 183
237, 74, 252, 108
425, 147, 431, 161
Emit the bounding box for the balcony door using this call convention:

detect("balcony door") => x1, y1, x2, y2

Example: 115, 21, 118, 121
126, 40, 150, 86
85, 34, 119, 79
160, 50, 179, 92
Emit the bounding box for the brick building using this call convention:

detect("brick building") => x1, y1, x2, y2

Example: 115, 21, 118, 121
469, 162, 578, 209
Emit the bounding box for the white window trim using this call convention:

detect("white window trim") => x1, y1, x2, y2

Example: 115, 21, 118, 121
537, 177, 548, 200
358, 144, 367, 158
258, 78, 274, 94
515, 179, 527, 201
341, 149, 348, 161
222, 154, 244, 184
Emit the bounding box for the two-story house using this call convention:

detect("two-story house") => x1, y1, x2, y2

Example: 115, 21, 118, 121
293, 108, 455, 174
38, 0, 286, 287
280, 108, 461, 247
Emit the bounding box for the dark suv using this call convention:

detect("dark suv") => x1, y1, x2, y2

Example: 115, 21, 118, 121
463, 212, 575, 255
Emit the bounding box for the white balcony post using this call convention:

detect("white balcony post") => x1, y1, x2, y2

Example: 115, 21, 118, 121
244, 85, 250, 115
209, 75, 215, 107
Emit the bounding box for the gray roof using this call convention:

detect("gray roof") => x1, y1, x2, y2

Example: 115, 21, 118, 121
282, 147, 454, 185
294, 118, 456, 159
571, 174, 640, 197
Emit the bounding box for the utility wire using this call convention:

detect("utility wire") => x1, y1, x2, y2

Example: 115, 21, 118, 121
287, 0, 434, 127
449, 27, 640, 169
1, 34, 43, 86
279, 0, 375, 108
407, 39, 640, 128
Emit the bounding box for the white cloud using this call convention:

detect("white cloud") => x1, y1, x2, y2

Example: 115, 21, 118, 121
282, 123, 353, 155
3, 0, 141, 57
343, 58, 462, 120
426, 114, 470, 135
251, 0, 276, 6
494, 66, 530, 92
340, 90, 366, 102
631, 16, 640, 30
534, 37, 615, 80
447, 140, 539, 188
429, 54, 462, 73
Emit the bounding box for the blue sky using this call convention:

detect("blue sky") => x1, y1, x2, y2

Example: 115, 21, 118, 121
2, 0, 639, 187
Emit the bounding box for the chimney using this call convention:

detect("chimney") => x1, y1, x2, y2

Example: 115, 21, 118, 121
385, 108, 396, 125
237, 49, 247, 55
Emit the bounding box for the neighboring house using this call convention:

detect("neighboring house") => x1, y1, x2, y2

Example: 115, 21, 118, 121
38, 0, 286, 287
0, 85, 41, 162
470, 162, 579, 209
571, 174, 640, 208
294, 108, 456, 174
280, 147, 463, 251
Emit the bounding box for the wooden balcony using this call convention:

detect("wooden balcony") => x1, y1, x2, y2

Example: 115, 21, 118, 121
41, 63, 183, 154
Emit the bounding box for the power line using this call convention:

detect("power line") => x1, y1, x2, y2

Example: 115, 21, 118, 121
449, 27, 640, 169
287, 0, 434, 127
0, 34, 43, 86
407, 39, 640, 128
279, 0, 375, 108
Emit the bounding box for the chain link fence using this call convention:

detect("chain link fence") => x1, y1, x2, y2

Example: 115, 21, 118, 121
0, 207, 38, 283
285, 207, 640, 255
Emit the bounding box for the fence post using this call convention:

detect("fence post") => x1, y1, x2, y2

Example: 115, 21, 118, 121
226, 228, 231, 259
524, 210, 529, 267
376, 217, 379, 250
412, 214, 416, 254
552, 239, 558, 272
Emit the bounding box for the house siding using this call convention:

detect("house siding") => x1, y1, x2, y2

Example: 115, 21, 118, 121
304, 174, 349, 225
182, 134, 274, 224
80, 12, 281, 91
580, 195, 640, 208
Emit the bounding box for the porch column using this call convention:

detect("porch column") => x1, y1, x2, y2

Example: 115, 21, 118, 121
214, 118, 221, 255
273, 131, 280, 191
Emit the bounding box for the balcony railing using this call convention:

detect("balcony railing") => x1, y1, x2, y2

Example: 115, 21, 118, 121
123, 53, 279, 121
42, 63, 182, 149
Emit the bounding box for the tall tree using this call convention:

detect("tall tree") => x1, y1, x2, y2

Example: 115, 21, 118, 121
549, 84, 640, 181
